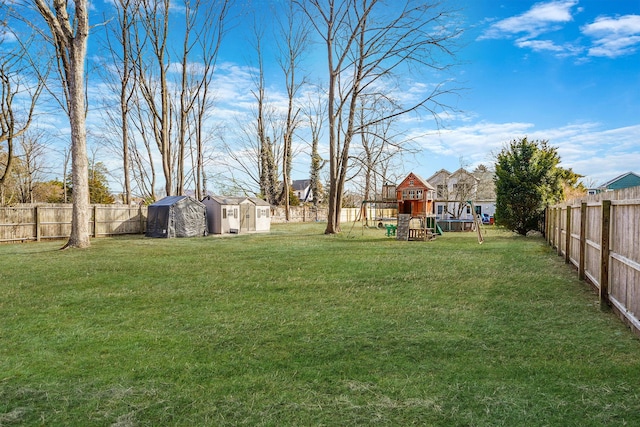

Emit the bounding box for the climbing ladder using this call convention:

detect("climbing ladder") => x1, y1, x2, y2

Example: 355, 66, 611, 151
467, 200, 484, 244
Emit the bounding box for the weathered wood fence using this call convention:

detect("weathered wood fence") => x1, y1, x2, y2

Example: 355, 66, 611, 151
2, 204, 398, 243
0, 204, 148, 243
271, 206, 397, 224
546, 186, 640, 335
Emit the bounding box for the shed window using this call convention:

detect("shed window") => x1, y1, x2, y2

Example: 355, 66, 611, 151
257, 209, 261, 219
234, 208, 238, 219
222, 208, 227, 219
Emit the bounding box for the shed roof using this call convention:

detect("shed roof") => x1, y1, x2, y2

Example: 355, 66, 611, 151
202, 195, 271, 206
150, 195, 190, 207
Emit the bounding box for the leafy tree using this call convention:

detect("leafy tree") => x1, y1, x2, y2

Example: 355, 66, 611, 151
67, 162, 115, 204
33, 180, 65, 203
557, 167, 586, 201
494, 137, 564, 235
89, 163, 116, 204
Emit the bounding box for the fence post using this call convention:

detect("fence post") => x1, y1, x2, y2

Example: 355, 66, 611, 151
565, 206, 572, 263
579, 202, 587, 281
545, 207, 550, 242
553, 207, 559, 249
35, 206, 41, 242
600, 200, 611, 309
549, 208, 556, 249
557, 206, 563, 256
139, 205, 145, 234
93, 205, 98, 238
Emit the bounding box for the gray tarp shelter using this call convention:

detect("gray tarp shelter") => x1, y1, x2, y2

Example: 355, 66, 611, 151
146, 196, 208, 238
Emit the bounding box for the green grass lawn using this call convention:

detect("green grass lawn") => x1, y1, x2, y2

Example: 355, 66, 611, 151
1, 223, 639, 426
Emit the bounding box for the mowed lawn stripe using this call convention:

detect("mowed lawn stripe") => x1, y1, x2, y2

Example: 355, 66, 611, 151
1, 223, 639, 426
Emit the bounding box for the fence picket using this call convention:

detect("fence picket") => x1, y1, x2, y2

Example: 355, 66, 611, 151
548, 186, 640, 336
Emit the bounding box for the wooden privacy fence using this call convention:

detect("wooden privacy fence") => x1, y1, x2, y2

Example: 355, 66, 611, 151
546, 188, 640, 335
0, 204, 148, 243
270, 206, 397, 224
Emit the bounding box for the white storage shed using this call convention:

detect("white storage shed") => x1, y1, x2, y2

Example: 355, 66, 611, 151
201, 196, 271, 234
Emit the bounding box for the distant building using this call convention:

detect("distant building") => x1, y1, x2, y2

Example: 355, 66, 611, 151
292, 179, 313, 203
588, 172, 640, 195
426, 167, 496, 220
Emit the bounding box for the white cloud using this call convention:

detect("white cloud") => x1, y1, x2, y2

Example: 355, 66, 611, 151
582, 15, 640, 58
515, 39, 565, 52
409, 120, 640, 185
479, 0, 578, 40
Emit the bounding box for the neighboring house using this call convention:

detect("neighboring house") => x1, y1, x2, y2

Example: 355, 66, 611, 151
426, 167, 496, 220
201, 195, 271, 234
472, 165, 497, 219
588, 172, 640, 195
292, 179, 312, 203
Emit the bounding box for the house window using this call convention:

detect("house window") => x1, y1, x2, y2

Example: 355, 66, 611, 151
222, 208, 227, 219
437, 205, 443, 215
437, 185, 445, 198
409, 179, 414, 186
466, 206, 471, 214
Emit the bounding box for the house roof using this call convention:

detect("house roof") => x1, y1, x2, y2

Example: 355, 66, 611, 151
292, 179, 311, 191
600, 172, 640, 190
398, 172, 435, 190
426, 169, 452, 182
450, 168, 479, 182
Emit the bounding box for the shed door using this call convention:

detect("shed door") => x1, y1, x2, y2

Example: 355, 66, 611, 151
240, 204, 255, 231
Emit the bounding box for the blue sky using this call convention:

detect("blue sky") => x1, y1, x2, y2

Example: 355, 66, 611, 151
15, 0, 640, 194
413, 0, 640, 186
208, 0, 640, 188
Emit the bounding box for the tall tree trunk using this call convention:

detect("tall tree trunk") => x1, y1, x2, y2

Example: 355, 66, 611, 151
35, 0, 91, 248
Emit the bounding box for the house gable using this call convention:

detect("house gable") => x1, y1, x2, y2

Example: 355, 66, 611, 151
602, 172, 640, 191
397, 172, 434, 192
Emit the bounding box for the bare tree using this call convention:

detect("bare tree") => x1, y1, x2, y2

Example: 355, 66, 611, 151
0, 33, 43, 205
176, 0, 230, 198
296, 0, 462, 234
132, 0, 173, 197
305, 86, 327, 206
275, 0, 309, 218
248, 21, 279, 203
350, 94, 403, 202
14, 129, 47, 203
101, 0, 139, 204
34, 0, 91, 248
129, 92, 158, 201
